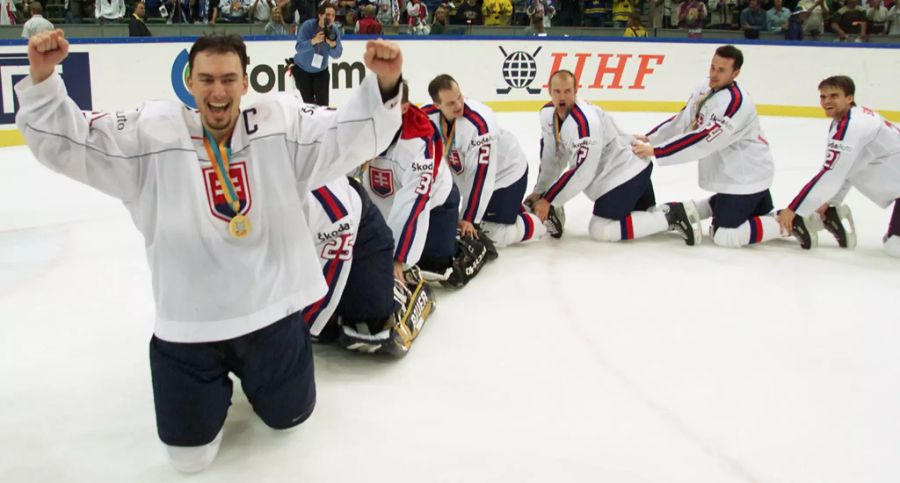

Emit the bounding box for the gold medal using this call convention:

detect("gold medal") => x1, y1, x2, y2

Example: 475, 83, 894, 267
228, 214, 252, 238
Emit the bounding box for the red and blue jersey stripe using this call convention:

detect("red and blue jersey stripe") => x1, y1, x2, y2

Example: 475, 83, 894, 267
653, 123, 718, 159
646, 107, 683, 137
747, 216, 764, 244
723, 83, 743, 118
788, 168, 828, 211
518, 207, 535, 242
542, 165, 577, 203
302, 257, 344, 325
619, 215, 635, 240
312, 186, 349, 223
788, 112, 851, 211
570, 104, 591, 139
421, 104, 438, 115
463, 158, 490, 222
463, 106, 490, 136
395, 134, 441, 262
832, 110, 852, 141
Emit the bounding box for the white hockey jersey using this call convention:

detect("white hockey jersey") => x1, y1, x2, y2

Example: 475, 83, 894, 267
363, 105, 452, 266
789, 106, 900, 216
535, 99, 650, 206
422, 99, 528, 224
15, 73, 401, 343
647, 79, 774, 195
302, 177, 362, 337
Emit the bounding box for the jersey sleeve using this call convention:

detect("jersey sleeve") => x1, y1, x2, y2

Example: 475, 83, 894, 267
387, 136, 438, 266
788, 116, 875, 216
533, 109, 565, 194
651, 91, 748, 166
646, 105, 690, 145
541, 107, 604, 206
15, 73, 147, 203
283, 74, 402, 191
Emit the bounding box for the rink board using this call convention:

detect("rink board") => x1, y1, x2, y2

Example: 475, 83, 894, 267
1, 37, 898, 147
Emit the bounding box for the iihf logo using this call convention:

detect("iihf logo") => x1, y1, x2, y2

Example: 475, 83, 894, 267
496, 46, 542, 95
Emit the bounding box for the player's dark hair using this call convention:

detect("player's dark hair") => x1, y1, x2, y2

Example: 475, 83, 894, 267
428, 74, 458, 103
189, 33, 250, 75
714, 45, 743, 70
548, 70, 576, 89
818, 75, 856, 99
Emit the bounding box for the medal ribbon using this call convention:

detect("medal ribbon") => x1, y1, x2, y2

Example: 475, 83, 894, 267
439, 115, 455, 160
202, 129, 241, 215
692, 88, 718, 129
554, 111, 565, 149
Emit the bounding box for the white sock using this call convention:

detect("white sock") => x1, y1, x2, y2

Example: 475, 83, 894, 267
885, 235, 900, 257
166, 428, 223, 473
694, 197, 713, 220
712, 215, 782, 248
589, 211, 668, 242
481, 212, 546, 247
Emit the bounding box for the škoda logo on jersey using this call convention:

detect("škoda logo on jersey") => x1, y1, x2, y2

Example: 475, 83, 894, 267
369, 166, 394, 198
202, 161, 253, 222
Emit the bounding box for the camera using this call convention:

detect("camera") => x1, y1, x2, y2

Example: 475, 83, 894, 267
322, 22, 337, 42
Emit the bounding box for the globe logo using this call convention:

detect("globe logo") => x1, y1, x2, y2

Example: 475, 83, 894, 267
497, 46, 542, 95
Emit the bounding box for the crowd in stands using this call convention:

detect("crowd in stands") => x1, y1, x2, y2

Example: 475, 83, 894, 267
2, 0, 900, 40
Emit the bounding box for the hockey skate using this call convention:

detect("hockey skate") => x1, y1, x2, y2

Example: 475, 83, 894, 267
665, 201, 701, 246
545, 205, 564, 239
821, 205, 857, 249
779, 210, 817, 249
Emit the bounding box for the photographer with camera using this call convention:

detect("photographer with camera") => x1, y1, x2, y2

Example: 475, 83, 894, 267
292, 3, 342, 106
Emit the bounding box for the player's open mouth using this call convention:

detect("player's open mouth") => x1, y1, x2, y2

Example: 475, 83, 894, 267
209, 102, 230, 114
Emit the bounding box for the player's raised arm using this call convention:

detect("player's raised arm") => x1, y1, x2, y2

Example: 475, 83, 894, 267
364, 39, 403, 98
28, 29, 69, 84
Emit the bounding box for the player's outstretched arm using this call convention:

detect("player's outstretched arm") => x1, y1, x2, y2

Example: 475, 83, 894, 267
28, 29, 69, 84
363, 39, 402, 97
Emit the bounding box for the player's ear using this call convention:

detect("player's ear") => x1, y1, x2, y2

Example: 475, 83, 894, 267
242, 73, 249, 95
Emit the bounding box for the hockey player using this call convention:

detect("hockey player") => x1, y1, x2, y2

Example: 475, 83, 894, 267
776, 75, 900, 256
633, 45, 808, 248
363, 82, 493, 287
526, 70, 697, 244
16, 30, 403, 471
423, 74, 557, 247
303, 177, 435, 356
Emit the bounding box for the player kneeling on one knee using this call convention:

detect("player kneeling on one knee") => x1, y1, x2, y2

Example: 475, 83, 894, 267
425, 74, 548, 249
635, 45, 797, 249
777, 75, 899, 256
304, 177, 435, 357
529, 70, 699, 245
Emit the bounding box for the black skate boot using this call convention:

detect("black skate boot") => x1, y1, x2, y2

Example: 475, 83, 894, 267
822, 205, 856, 248
781, 210, 816, 250
545, 205, 564, 239
665, 202, 700, 246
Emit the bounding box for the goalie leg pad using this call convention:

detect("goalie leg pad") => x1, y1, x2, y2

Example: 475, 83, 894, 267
337, 278, 435, 357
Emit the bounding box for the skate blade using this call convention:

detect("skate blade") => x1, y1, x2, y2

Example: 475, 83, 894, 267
683, 201, 703, 245
836, 205, 857, 249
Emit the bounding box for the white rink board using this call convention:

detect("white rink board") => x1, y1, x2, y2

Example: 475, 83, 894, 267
1, 38, 899, 135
